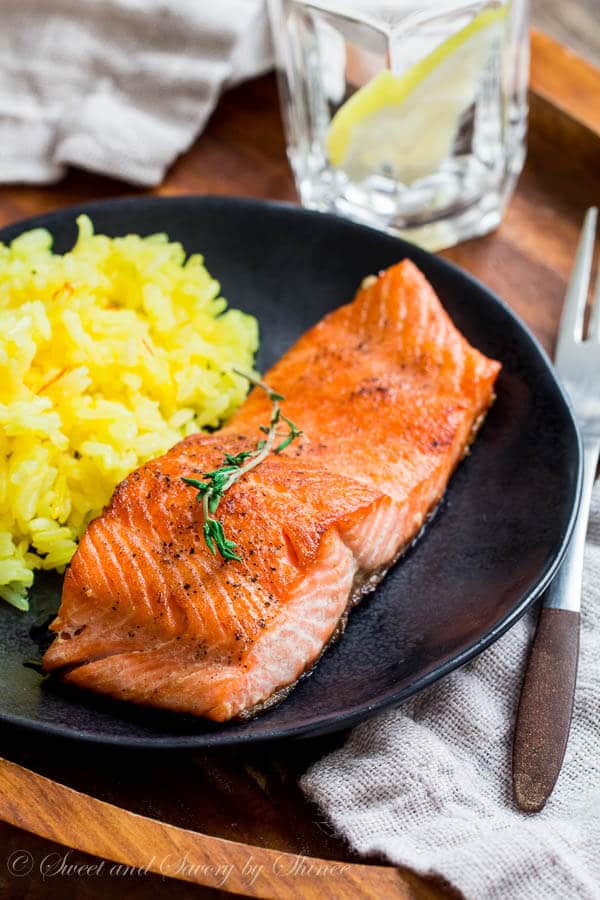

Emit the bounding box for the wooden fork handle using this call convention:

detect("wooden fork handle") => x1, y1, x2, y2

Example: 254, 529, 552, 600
512, 607, 580, 812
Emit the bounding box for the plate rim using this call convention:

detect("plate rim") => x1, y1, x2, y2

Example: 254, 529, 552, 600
0, 194, 583, 748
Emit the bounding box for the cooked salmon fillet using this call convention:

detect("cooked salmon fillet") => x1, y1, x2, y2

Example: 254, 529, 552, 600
43, 260, 501, 721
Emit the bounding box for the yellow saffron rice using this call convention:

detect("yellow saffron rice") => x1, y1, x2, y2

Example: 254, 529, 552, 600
0, 215, 258, 610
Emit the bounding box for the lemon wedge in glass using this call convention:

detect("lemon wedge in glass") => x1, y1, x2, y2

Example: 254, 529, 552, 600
326, 5, 508, 183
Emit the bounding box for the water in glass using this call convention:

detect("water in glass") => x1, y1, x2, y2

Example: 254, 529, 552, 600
269, 0, 529, 250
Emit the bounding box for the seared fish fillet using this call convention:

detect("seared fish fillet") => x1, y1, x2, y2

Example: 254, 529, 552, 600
43, 260, 501, 720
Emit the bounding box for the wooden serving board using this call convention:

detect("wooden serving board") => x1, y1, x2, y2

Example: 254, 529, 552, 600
0, 30, 599, 900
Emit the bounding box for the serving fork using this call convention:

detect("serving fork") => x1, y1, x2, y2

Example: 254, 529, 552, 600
512, 207, 600, 812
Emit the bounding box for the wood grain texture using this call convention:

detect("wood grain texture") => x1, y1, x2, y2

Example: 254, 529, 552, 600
530, 28, 600, 137
0, 30, 598, 900
513, 609, 580, 813
0, 757, 411, 899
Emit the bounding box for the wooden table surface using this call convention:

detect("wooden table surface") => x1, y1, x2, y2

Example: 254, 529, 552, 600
0, 29, 599, 900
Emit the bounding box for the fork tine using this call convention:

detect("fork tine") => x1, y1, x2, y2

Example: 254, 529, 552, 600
556, 208, 597, 356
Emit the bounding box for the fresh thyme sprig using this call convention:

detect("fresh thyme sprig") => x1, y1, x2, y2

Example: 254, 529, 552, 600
182, 370, 302, 562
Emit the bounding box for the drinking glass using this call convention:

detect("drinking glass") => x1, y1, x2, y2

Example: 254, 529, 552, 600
268, 0, 529, 250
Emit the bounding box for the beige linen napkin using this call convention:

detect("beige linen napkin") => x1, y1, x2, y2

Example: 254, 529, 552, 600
302, 484, 600, 900
0, 0, 271, 186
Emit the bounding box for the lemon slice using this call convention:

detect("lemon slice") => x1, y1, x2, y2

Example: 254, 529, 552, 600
326, 5, 508, 183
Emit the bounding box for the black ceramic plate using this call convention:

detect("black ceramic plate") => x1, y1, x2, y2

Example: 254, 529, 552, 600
0, 196, 581, 748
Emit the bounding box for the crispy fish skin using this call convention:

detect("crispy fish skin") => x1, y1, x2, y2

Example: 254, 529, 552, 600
43, 260, 501, 721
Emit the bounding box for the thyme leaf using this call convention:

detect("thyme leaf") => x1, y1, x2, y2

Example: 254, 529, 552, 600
182, 371, 303, 562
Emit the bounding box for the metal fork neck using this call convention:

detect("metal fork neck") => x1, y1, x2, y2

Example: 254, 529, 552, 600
544, 434, 599, 612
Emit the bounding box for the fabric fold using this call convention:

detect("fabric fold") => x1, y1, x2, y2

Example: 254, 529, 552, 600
0, 0, 272, 186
